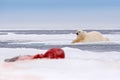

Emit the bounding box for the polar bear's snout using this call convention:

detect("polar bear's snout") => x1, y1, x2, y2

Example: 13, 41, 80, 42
76, 32, 79, 35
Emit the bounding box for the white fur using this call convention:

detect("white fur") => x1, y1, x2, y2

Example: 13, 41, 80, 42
72, 30, 109, 43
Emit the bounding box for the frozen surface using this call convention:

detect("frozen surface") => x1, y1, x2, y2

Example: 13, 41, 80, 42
0, 47, 120, 80
0, 30, 120, 80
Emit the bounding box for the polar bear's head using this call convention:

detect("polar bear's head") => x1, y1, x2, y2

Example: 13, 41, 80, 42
72, 29, 87, 43
75, 29, 87, 39
76, 29, 84, 36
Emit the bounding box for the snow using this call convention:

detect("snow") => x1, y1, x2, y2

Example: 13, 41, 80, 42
0, 33, 120, 80
0, 47, 120, 80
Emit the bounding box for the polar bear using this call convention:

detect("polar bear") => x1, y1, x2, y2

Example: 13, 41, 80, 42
72, 29, 109, 43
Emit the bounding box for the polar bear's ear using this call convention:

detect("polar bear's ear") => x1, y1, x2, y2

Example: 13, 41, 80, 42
83, 30, 86, 33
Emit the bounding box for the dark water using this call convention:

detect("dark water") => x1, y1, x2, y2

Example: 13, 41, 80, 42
0, 30, 120, 52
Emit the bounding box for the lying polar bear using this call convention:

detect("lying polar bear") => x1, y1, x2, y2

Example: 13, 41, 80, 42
72, 29, 109, 43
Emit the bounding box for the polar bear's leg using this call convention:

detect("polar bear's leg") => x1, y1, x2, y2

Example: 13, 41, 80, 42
72, 38, 80, 43
104, 37, 109, 41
